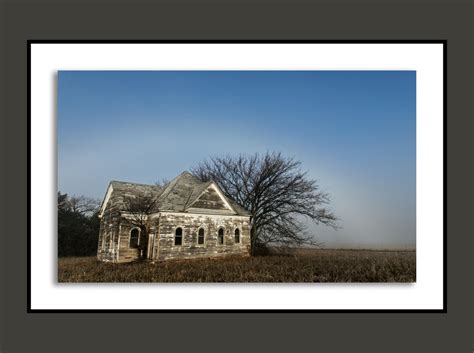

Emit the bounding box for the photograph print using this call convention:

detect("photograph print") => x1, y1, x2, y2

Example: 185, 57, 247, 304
57, 69, 416, 283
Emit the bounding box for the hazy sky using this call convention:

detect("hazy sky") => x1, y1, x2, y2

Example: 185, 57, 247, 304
58, 71, 416, 249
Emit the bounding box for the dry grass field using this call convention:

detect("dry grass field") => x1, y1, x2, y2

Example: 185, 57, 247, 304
58, 248, 416, 283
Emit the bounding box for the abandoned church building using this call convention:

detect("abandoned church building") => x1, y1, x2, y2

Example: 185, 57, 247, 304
97, 171, 251, 262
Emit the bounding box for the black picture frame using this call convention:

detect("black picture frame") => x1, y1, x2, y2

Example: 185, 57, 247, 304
3, 1, 472, 352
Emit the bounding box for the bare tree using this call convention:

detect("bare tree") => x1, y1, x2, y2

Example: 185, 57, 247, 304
122, 194, 160, 259
68, 195, 101, 216
57, 192, 101, 257
154, 178, 170, 188
192, 152, 338, 254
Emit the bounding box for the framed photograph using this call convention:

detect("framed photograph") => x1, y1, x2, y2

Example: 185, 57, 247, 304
28, 40, 445, 312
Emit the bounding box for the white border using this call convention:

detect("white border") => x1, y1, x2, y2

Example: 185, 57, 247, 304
30, 43, 444, 310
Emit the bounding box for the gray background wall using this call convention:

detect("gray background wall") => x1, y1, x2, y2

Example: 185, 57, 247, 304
1, 1, 472, 352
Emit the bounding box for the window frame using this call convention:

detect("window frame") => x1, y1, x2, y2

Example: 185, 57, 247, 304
174, 226, 184, 246
217, 227, 225, 245
234, 227, 241, 244
129, 227, 140, 249
197, 227, 206, 246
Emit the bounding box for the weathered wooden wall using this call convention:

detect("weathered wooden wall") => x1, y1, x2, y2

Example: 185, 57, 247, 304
100, 211, 251, 263
155, 213, 251, 261
115, 220, 141, 262
97, 201, 121, 262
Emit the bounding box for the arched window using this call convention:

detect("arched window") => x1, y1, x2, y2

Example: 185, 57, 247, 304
234, 228, 240, 243
218, 228, 224, 245
130, 228, 139, 248
198, 228, 205, 245
175, 227, 183, 246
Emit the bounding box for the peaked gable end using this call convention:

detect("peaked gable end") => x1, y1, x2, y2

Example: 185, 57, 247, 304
186, 183, 236, 214
98, 184, 114, 218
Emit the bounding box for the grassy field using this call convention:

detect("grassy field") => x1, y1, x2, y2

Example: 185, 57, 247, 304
58, 248, 416, 283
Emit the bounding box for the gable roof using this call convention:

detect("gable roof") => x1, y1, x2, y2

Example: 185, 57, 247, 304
110, 180, 163, 197
100, 171, 251, 216
156, 171, 204, 211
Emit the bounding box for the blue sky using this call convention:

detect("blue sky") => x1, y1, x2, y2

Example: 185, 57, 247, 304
58, 71, 416, 249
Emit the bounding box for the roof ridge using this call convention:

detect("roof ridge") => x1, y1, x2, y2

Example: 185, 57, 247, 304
110, 180, 160, 187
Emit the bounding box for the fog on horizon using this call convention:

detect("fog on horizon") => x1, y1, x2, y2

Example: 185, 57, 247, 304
58, 70, 416, 250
